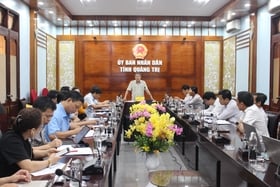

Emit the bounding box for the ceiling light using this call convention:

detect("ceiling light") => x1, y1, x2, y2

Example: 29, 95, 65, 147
38, 2, 44, 6
244, 3, 251, 8
57, 18, 62, 21
193, 0, 210, 5
221, 19, 226, 22
48, 10, 54, 14
137, 0, 153, 9
80, 0, 96, 6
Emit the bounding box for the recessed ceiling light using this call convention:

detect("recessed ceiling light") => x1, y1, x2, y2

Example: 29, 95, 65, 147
187, 24, 192, 27
212, 24, 216, 27
48, 10, 54, 14
245, 3, 250, 8
57, 18, 62, 21
231, 12, 236, 16
221, 19, 226, 22
38, 2, 44, 6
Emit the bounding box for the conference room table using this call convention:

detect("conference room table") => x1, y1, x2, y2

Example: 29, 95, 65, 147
32, 108, 122, 187
168, 108, 280, 187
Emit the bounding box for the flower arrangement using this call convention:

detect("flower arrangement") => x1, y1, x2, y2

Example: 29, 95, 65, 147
125, 101, 183, 153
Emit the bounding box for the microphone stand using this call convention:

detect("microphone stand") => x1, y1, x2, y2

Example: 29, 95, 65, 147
55, 169, 82, 187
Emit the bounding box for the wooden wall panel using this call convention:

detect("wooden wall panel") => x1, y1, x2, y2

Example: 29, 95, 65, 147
83, 42, 111, 76
59, 35, 222, 101
169, 42, 196, 75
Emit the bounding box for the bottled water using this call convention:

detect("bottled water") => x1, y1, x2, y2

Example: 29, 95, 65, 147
69, 159, 82, 187
248, 132, 257, 166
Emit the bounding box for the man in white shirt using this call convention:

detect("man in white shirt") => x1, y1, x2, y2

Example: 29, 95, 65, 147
174, 84, 192, 104
236, 91, 269, 137
123, 73, 154, 101
84, 86, 109, 115
202, 91, 224, 115
217, 89, 241, 123
186, 86, 203, 110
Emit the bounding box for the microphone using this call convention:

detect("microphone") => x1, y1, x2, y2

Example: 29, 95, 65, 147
55, 169, 81, 187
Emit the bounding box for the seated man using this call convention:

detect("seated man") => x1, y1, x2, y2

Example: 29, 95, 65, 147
202, 91, 224, 115
174, 84, 192, 104
236, 91, 269, 138
217, 89, 241, 123
45, 91, 95, 141
185, 86, 203, 110
32, 96, 62, 148
84, 86, 110, 115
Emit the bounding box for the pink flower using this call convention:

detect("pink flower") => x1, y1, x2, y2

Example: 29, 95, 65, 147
169, 124, 183, 135
145, 122, 153, 137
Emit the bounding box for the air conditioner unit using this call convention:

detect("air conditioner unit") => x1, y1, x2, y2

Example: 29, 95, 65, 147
268, 0, 280, 14
226, 19, 241, 33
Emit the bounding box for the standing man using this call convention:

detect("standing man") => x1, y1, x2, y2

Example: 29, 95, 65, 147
123, 73, 154, 101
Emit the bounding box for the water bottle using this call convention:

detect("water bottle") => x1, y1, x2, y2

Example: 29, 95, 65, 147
70, 159, 82, 187
211, 113, 218, 136
248, 132, 257, 166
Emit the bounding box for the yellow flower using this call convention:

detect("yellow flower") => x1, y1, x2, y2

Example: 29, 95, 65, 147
125, 101, 183, 153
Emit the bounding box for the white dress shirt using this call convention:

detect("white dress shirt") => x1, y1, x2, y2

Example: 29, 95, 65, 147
241, 104, 269, 137
186, 94, 203, 110
204, 98, 225, 115
217, 99, 241, 123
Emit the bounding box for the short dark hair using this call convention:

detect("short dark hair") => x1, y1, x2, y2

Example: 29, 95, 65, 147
255, 92, 267, 106
181, 84, 190, 90
13, 108, 42, 133
90, 86, 102, 94
33, 96, 56, 112
47, 90, 58, 100
60, 86, 70, 92
60, 90, 84, 103
218, 89, 232, 100
203, 91, 216, 100
237, 91, 253, 107
190, 86, 198, 94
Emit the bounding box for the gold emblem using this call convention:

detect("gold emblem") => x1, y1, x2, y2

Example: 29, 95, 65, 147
132, 44, 148, 59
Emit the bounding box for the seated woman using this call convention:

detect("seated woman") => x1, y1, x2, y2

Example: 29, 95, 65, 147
0, 169, 31, 187
0, 108, 60, 178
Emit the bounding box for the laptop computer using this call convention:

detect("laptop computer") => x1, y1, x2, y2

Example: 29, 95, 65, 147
62, 126, 90, 145
262, 136, 280, 165
242, 123, 263, 152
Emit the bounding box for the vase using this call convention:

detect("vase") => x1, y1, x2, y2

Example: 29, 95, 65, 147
145, 152, 160, 171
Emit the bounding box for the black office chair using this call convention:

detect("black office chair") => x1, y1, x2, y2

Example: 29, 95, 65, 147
266, 111, 280, 139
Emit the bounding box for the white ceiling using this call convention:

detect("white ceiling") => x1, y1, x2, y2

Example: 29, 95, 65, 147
60, 0, 231, 16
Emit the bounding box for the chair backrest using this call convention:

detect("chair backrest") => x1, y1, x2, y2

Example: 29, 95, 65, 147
266, 111, 280, 138
41, 88, 49, 96
30, 89, 38, 104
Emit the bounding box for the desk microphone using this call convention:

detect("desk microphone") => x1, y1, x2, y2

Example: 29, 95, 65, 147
55, 169, 81, 187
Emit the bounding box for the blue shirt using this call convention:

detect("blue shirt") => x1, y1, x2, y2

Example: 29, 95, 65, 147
44, 103, 70, 142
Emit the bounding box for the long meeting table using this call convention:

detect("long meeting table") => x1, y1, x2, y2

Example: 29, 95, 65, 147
168, 108, 280, 187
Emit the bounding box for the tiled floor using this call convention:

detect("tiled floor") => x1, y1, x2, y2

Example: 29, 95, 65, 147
113, 141, 188, 187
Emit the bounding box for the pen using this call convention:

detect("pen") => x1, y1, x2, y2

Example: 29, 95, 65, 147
62, 158, 72, 171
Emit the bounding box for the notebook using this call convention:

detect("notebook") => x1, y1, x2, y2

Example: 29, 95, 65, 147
262, 136, 280, 165
62, 126, 90, 145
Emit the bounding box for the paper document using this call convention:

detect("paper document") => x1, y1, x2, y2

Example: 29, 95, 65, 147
65, 147, 93, 156
85, 130, 94, 137
217, 120, 231, 125
31, 162, 65, 176
17, 180, 49, 187
57, 145, 93, 155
